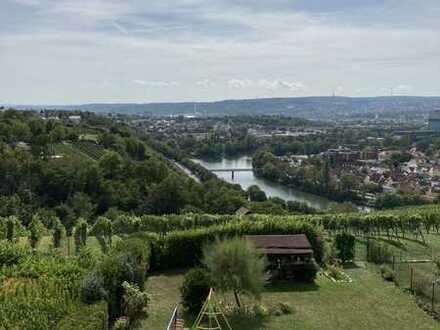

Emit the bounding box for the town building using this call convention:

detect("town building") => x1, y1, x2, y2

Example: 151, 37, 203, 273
428, 110, 440, 131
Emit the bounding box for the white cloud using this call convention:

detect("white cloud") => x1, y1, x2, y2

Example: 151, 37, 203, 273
196, 79, 216, 88
258, 79, 305, 91
227, 79, 253, 89
133, 80, 179, 87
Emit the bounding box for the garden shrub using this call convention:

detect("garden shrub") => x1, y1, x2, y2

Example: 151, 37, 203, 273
325, 263, 345, 281
121, 281, 149, 325
271, 302, 293, 316
77, 246, 97, 269
366, 240, 393, 264
295, 259, 319, 282
113, 317, 129, 330
80, 271, 107, 304
82, 237, 151, 322
380, 265, 395, 282
180, 268, 212, 315
334, 232, 355, 263
111, 238, 150, 286
278, 302, 293, 315
253, 303, 270, 318
0, 240, 30, 266
54, 302, 108, 330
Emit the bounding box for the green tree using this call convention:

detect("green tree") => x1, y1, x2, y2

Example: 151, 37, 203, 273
68, 192, 96, 220
151, 174, 188, 214
180, 268, 212, 315
121, 281, 150, 325
99, 151, 124, 179
55, 203, 76, 255
334, 233, 355, 263
202, 238, 266, 308
247, 185, 267, 202
52, 218, 65, 249
90, 217, 113, 253
6, 216, 18, 242
124, 138, 146, 160
29, 215, 45, 249
74, 218, 88, 253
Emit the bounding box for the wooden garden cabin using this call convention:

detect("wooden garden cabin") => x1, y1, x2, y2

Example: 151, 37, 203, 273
245, 234, 314, 280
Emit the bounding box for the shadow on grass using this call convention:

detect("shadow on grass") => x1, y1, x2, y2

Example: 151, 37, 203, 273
264, 281, 319, 293
359, 236, 408, 250
148, 268, 188, 277
343, 262, 361, 269
184, 309, 268, 330
228, 313, 267, 330
396, 236, 428, 247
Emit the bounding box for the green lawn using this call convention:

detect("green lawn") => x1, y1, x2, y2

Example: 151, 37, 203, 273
138, 266, 438, 330
52, 142, 96, 162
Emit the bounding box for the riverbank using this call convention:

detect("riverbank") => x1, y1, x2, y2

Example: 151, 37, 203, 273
192, 156, 334, 210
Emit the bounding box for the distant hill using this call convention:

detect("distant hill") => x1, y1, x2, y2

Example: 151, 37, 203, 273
6, 96, 440, 120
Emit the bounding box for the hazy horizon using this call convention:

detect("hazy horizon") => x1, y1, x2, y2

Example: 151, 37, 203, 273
3, 95, 440, 108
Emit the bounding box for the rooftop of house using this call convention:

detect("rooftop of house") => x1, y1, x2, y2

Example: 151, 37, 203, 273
429, 110, 440, 121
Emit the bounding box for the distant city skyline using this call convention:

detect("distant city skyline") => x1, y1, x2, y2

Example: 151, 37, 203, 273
1, 0, 440, 104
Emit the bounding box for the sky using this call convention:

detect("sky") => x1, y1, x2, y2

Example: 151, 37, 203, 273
1, 0, 440, 104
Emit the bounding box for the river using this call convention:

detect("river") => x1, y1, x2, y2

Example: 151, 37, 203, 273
193, 155, 333, 210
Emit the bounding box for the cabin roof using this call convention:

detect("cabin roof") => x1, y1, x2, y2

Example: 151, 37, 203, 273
260, 248, 313, 255
245, 234, 312, 253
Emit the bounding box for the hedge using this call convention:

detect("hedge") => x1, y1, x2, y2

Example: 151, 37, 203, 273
113, 214, 239, 235
112, 205, 440, 239
122, 205, 440, 271
143, 220, 324, 270
55, 302, 108, 330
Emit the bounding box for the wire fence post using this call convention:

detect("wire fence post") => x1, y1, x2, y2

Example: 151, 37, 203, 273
410, 267, 414, 293
432, 281, 435, 312
392, 255, 395, 271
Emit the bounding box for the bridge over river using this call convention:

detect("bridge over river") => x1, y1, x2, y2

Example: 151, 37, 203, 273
210, 168, 253, 179
192, 156, 334, 210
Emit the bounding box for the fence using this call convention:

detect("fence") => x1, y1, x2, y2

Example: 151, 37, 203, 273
394, 260, 440, 313
364, 239, 440, 313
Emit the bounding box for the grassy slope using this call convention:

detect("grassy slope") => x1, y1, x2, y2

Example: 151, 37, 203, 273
53, 142, 96, 162
138, 266, 438, 330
